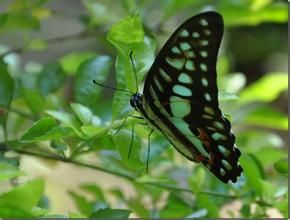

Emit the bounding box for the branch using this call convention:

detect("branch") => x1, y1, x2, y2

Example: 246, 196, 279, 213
0, 30, 91, 59
2, 146, 242, 200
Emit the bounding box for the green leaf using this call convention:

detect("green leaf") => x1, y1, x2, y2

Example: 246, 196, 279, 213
81, 124, 107, 138
112, 130, 144, 170
255, 148, 285, 168
107, 13, 144, 93
159, 193, 193, 218
59, 52, 96, 74
38, 63, 65, 95
20, 117, 73, 143
275, 199, 288, 218
0, 60, 14, 109
240, 153, 263, 196
0, 163, 23, 181
50, 140, 67, 152
188, 167, 206, 193
0, 179, 44, 212
27, 38, 47, 50
0, 205, 33, 218
80, 184, 106, 202
274, 159, 288, 175
69, 191, 92, 217
0, 12, 40, 30
245, 106, 288, 130
239, 73, 288, 103
71, 103, 94, 125
90, 208, 131, 218
21, 87, 45, 116
46, 110, 83, 137
74, 56, 112, 109
161, 0, 201, 20
222, 4, 288, 26
107, 13, 144, 45
107, 14, 155, 119
195, 194, 218, 218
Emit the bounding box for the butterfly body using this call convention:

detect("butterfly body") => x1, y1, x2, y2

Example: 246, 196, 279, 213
130, 11, 242, 183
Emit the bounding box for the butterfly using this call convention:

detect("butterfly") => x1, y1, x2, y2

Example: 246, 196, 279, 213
129, 11, 243, 183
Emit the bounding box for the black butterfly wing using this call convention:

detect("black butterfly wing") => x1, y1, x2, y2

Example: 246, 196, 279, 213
141, 11, 242, 183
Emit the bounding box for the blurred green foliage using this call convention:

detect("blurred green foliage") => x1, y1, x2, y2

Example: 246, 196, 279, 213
0, 0, 288, 218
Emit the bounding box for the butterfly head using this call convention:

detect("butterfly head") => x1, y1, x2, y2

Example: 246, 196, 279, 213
130, 93, 143, 110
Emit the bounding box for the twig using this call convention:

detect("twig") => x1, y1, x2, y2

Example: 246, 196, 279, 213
0, 30, 90, 59
1, 146, 241, 200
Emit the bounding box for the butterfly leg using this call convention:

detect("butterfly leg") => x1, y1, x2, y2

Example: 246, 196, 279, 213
146, 128, 155, 173
127, 120, 135, 159
114, 115, 130, 135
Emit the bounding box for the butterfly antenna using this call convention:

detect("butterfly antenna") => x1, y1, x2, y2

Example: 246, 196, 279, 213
129, 51, 139, 93
93, 80, 134, 95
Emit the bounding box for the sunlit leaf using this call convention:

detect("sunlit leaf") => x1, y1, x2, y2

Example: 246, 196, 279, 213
74, 56, 112, 109
71, 103, 94, 125
222, 4, 288, 26
38, 63, 65, 95
20, 117, 74, 142
69, 191, 92, 217
27, 38, 47, 50
21, 87, 45, 116
0, 60, 14, 109
245, 106, 288, 130
59, 52, 96, 74
0, 163, 23, 181
0, 179, 44, 212
112, 130, 144, 170
274, 159, 288, 175
0, 12, 39, 30
239, 73, 288, 103
240, 153, 263, 196
91, 208, 131, 218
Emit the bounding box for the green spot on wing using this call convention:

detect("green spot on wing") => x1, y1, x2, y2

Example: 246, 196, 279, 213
201, 77, 208, 87
170, 98, 191, 118
178, 73, 193, 84
165, 57, 184, 69
211, 132, 227, 141
218, 145, 231, 157
185, 60, 195, 71
159, 68, 172, 82
204, 106, 214, 115
180, 42, 191, 51
213, 121, 225, 130
203, 29, 211, 36
192, 32, 200, 38
200, 63, 207, 71
153, 75, 164, 92
200, 51, 208, 57
171, 46, 181, 54
220, 168, 226, 176
204, 93, 211, 101
185, 51, 195, 58
180, 29, 189, 37
173, 85, 192, 97
199, 18, 208, 26
200, 40, 209, 46
222, 159, 233, 170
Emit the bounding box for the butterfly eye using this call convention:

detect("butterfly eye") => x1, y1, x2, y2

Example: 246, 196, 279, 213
130, 96, 137, 108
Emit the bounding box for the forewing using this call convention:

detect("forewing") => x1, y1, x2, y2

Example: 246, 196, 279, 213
142, 11, 242, 183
